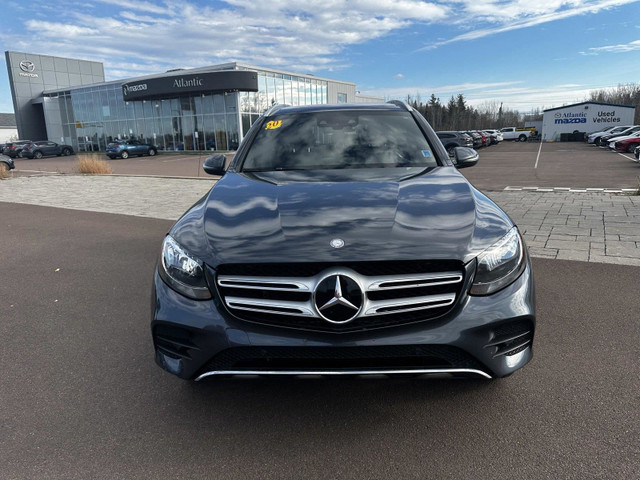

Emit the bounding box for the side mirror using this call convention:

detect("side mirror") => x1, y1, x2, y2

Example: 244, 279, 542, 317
453, 147, 479, 168
203, 154, 227, 176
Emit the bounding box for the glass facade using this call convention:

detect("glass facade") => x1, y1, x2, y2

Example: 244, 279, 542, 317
43, 68, 330, 152
238, 70, 328, 138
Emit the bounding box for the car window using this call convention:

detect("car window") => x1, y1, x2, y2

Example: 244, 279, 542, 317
242, 110, 438, 171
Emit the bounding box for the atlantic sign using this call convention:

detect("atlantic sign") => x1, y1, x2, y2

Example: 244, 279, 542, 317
554, 110, 623, 125
121, 71, 258, 100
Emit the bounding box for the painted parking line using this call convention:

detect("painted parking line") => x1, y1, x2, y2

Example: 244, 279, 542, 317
504, 186, 638, 193
616, 152, 637, 162
15, 169, 61, 174
534, 141, 543, 169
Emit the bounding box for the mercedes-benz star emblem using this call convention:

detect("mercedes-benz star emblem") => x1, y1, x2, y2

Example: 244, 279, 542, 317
19, 61, 35, 73
314, 274, 363, 324
330, 238, 345, 249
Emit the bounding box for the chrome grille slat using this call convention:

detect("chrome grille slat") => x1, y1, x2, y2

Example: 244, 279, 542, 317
218, 275, 313, 292
366, 272, 463, 291
225, 296, 316, 317
364, 293, 456, 316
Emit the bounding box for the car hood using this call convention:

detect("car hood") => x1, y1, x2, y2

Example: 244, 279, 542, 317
611, 133, 640, 142
170, 167, 514, 267
589, 130, 612, 138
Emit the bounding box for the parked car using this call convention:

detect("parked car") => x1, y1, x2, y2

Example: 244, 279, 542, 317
635, 145, 640, 161
610, 133, 640, 153
151, 101, 535, 382
436, 131, 473, 155
475, 130, 491, 147
587, 126, 633, 146
483, 129, 503, 144
2, 140, 32, 158
106, 139, 158, 159
0, 154, 15, 171
462, 131, 483, 148
21, 141, 74, 159
500, 127, 532, 142
584, 125, 616, 142
599, 125, 640, 147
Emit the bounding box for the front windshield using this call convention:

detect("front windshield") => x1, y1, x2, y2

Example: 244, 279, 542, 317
241, 110, 438, 172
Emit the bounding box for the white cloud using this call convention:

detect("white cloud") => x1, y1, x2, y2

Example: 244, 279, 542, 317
581, 39, 640, 54
362, 81, 524, 99
420, 0, 640, 50
1, 0, 637, 114
95, 0, 170, 14
5, 0, 451, 79
3, 0, 637, 79
360, 82, 595, 111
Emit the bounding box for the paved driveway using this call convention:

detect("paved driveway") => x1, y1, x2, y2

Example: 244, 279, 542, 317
1, 202, 638, 479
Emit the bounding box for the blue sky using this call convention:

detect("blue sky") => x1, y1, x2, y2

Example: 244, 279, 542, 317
1, 0, 639, 114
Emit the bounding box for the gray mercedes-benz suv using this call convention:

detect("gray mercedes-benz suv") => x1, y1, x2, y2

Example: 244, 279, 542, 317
151, 101, 535, 381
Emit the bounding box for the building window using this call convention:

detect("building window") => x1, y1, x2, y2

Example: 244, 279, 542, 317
337, 93, 347, 103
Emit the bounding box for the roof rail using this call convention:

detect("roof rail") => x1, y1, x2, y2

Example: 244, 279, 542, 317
386, 100, 413, 112
264, 104, 291, 117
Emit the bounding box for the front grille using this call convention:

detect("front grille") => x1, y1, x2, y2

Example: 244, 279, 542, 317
214, 260, 465, 332
200, 345, 484, 373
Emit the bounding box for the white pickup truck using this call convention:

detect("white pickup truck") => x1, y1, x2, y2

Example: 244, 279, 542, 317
500, 127, 534, 142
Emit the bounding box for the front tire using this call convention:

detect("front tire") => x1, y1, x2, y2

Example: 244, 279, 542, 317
120, 150, 129, 159
62, 148, 72, 156
148, 148, 157, 156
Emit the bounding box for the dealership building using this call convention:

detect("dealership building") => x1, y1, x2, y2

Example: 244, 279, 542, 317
542, 101, 636, 141
5, 51, 380, 152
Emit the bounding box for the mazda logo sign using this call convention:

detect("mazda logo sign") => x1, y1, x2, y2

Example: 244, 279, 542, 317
19, 61, 35, 73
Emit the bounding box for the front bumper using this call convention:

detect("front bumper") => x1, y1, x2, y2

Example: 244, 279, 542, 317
151, 263, 535, 380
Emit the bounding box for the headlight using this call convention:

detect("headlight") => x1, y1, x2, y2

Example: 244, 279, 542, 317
470, 227, 526, 295
158, 235, 211, 300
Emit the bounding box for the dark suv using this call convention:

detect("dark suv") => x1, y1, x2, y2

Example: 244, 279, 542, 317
3, 140, 32, 158
436, 131, 473, 155
151, 101, 535, 382
106, 139, 157, 159
21, 141, 74, 159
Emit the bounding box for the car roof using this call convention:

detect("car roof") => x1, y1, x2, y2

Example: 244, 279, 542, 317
265, 103, 406, 116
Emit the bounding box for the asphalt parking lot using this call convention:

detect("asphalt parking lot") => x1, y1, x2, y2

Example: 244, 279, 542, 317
2, 141, 639, 478
461, 141, 640, 191
8, 141, 640, 190
9, 151, 224, 179
1, 202, 638, 479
